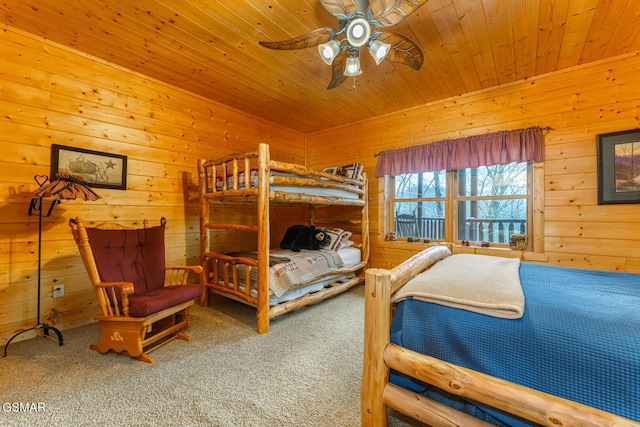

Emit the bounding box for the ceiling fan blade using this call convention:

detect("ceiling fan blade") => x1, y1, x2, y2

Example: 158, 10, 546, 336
327, 50, 350, 89
319, 0, 360, 17
369, 0, 428, 26
377, 32, 424, 70
259, 28, 333, 50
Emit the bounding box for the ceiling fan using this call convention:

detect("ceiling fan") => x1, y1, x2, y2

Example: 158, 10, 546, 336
259, 0, 428, 89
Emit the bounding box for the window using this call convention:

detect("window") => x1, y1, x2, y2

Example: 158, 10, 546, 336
393, 171, 447, 240
389, 162, 532, 246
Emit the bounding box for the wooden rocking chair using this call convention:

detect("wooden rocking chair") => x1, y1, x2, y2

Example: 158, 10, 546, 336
69, 217, 203, 363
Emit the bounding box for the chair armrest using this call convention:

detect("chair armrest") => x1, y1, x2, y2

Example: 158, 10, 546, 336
166, 265, 203, 274
166, 265, 204, 285
94, 281, 134, 317
95, 281, 135, 291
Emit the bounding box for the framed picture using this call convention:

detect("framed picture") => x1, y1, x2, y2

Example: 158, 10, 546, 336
596, 129, 640, 204
51, 144, 127, 190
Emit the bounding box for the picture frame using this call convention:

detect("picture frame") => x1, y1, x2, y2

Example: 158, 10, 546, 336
51, 144, 127, 190
596, 129, 640, 204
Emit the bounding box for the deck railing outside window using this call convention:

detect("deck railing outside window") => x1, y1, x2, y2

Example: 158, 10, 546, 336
395, 217, 526, 244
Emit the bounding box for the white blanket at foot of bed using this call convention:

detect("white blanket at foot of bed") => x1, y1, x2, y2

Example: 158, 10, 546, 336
392, 254, 525, 319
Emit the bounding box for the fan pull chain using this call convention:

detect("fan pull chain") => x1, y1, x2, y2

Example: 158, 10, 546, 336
352, 75, 357, 90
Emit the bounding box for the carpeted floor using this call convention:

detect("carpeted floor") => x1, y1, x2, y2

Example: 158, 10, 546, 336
0, 285, 422, 426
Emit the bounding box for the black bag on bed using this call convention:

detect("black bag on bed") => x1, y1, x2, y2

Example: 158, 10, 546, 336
279, 225, 330, 252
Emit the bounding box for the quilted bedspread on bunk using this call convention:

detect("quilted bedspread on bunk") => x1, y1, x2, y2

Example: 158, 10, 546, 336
268, 249, 343, 296
229, 249, 344, 297
390, 262, 640, 426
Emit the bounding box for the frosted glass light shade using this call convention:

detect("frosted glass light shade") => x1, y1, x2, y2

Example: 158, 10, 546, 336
368, 40, 391, 65
344, 56, 362, 76
318, 40, 341, 65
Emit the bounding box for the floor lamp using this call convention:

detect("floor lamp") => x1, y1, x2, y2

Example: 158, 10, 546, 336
3, 173, 100, 357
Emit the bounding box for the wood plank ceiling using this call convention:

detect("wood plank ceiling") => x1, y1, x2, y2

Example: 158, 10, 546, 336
2, 0, 639, 134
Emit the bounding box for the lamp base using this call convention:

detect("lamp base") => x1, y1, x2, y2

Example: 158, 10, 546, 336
2, 323, 63, 357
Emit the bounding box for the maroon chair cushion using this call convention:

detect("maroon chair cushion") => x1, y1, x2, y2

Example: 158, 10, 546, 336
128, 284, 202, 317
86, 224, 201, 317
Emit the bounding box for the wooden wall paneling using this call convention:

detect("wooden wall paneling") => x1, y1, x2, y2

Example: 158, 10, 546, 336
0, 26, 305, 345
582, 0, 640, 60
482, 0, 518, 84
545, 221, 640, 241
555, 0, 599, 69
8, 0, 275, 106
531, 162, 545, 254
545, 204, 640, 224
511, 0, 541, 80
404, 5, 460, 101
423, 0, 482, 92
546, 172, 593, 192
3, 1, 640, 134
457, 1, 501, 88
535, 0, 571, 75
307, 52, 640, 274
627, 258, 640, 274
547, 235, 640, 258
2, 3, 640, 345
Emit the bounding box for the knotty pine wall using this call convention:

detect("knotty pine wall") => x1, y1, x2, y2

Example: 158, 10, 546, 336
0, 26, 305, 345
308, 51, 640, 274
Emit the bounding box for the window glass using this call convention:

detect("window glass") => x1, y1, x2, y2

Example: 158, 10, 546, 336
395, 171, 447, 198
387, 162, 531, 246
456, 199, 527, 243
393, 171, 446, 239
456, 163, 528, 244
393, 201, 445, 239
457, 163, 527, 197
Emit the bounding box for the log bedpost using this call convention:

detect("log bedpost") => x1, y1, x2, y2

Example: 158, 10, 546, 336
256, 143, 271, 333
361, 267, 392, 427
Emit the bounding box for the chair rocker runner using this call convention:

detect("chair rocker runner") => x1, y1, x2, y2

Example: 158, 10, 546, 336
69, 217, 203, 363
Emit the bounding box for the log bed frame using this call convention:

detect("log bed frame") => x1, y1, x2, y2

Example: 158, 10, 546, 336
361, 246, 639, 427
198, 143, 369, 334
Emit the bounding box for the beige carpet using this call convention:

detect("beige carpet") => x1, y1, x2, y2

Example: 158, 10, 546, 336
0, 285, 422, 427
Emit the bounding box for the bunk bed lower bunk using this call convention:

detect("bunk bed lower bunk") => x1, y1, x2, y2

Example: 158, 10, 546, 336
198, 143, 369, 333
362, 246, 640, 427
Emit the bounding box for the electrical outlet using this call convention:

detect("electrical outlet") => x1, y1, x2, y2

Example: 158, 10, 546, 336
53, 284, 64, 298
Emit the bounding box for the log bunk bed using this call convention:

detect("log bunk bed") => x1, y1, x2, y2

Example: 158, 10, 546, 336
198, 143, 369, 333
362, 246, 640, 427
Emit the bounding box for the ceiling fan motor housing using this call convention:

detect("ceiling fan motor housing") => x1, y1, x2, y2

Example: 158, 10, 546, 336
346, 17, 371, 47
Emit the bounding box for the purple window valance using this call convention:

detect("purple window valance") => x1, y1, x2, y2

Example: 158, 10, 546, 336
375, 127, 544, 177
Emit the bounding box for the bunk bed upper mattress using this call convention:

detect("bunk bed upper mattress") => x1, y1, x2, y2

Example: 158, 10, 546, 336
270, 184, 360, 199
390, 262, 640, 425
211, 170, 361, 199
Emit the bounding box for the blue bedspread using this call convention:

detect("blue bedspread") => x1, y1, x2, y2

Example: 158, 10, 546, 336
390, 262, 640, 426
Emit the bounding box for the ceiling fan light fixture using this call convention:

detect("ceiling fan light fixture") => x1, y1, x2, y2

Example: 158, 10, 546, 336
346, 17, 371, 47
318, 39, 341, 65
368, 39, 391, 65
344, 55, 362, 77
258, 0, 427, 89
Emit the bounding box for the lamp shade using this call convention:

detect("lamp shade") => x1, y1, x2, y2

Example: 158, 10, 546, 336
318, 40, 341, 65
344, 56, 362, 76
32, 173, 101, 201
368, 39, 391, 65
